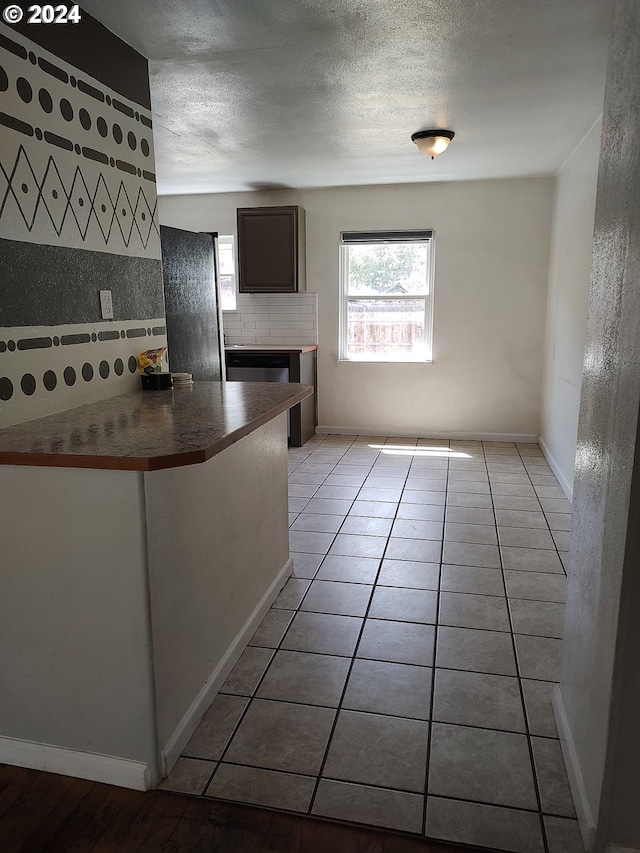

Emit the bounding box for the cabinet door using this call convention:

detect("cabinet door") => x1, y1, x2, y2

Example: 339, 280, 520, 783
237, 207, 298, 292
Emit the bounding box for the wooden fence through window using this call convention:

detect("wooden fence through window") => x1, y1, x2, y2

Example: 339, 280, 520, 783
347, 302, 424, 352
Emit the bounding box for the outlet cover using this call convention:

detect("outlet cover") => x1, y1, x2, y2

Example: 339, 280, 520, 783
99, 289, 113, 320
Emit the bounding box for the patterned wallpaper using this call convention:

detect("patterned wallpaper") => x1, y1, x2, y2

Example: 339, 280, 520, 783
0, 16, 166, 428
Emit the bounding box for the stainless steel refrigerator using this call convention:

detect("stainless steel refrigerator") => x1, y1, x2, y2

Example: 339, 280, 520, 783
160, 225, 224, 380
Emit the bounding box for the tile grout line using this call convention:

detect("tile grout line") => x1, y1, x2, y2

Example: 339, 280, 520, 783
185, 688, 564, 737
200, 435, 345, 797
288, 580, 564, 605
516, 444, 575, 843
186, 760, 575, 824
221, 660, 564, 690
211, 435, 354, 796
286, 560, 564, 626
187, 436, 571, 846
193, 759, 576, 819
490, 441, 550, 853
295, 535, 567, 555
421, 440, 449, 837
518, 454, 570, 571
306, 438, 409, 816
276, 432, 370, 814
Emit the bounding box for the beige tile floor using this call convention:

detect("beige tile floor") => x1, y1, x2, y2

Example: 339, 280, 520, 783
161, 435, 585, 853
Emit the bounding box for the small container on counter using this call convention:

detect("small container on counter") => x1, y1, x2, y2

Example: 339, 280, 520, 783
137, 347, 171, 390
141, 372, 173, 391
171, 372, 193, 387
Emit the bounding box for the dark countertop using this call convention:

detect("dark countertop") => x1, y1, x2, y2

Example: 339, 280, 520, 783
224, 344, 318, 354
0, 381, 313, 472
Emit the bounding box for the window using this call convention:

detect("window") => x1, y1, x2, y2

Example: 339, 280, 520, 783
218, 235, 237, 311
339, 230, 434, 362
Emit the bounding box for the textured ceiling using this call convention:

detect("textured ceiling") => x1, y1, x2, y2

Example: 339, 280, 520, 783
81, 0, 612, 195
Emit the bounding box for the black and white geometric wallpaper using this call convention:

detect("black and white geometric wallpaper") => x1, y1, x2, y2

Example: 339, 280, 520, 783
0, 318, 166, 407
0, 25, 159, 258
0, 16, 167, 429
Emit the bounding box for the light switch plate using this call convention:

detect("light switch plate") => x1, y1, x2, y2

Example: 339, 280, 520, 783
99, 289, 113, 319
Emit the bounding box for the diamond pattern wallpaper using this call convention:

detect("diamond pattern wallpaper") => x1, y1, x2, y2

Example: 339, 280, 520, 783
3, 147, 159, 250
0, 23, 160, 259
0, 18, 166, 428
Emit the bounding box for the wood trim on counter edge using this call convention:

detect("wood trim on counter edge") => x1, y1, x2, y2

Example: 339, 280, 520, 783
0, 387, 314, 473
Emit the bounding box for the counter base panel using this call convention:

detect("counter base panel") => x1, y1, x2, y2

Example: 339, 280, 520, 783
0, 413, 292, 790
147, 413, 290, 759
0, 465, 159, 785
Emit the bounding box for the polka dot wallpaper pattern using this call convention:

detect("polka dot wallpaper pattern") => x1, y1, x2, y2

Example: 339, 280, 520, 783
0, 22, 167, 429
0, 25, 160, 260
0, 320, 167, 427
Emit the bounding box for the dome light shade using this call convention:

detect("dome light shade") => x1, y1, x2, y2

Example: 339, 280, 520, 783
411, 129, 455, 159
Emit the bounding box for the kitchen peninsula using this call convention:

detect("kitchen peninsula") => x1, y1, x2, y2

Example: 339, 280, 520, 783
0, 381, 313, 790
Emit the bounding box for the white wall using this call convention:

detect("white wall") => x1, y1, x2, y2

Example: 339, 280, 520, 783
540, 119, 602, 497
160, 177, 554, 439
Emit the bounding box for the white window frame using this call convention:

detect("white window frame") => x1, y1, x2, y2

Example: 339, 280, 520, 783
218, 234, 238, 312
338, 230, 435, 363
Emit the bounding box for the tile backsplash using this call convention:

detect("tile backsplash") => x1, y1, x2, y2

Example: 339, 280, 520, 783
222, 293, 318, 346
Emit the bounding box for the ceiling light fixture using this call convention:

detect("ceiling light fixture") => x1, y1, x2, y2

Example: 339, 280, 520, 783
411, 129, 455, 159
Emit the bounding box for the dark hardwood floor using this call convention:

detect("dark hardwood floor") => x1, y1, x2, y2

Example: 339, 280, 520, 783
1, 765, 495, 852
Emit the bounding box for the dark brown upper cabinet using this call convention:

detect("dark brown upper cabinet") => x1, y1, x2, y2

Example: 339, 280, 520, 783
237, 205, 306, 293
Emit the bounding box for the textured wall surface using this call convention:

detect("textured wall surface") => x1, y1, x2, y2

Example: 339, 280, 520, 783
160, 177, 554, 438
80, 0, 610, 194
557, 0, 640, 848
0, 16, 166, 427
540, 119, 602, 496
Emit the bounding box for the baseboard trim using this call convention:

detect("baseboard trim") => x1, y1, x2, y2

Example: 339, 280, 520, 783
538, 436, 573, 502
553, 686, 596, 852
161, 556, 293, 777
0, 736, 151, 790
316, 426, 539, 442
